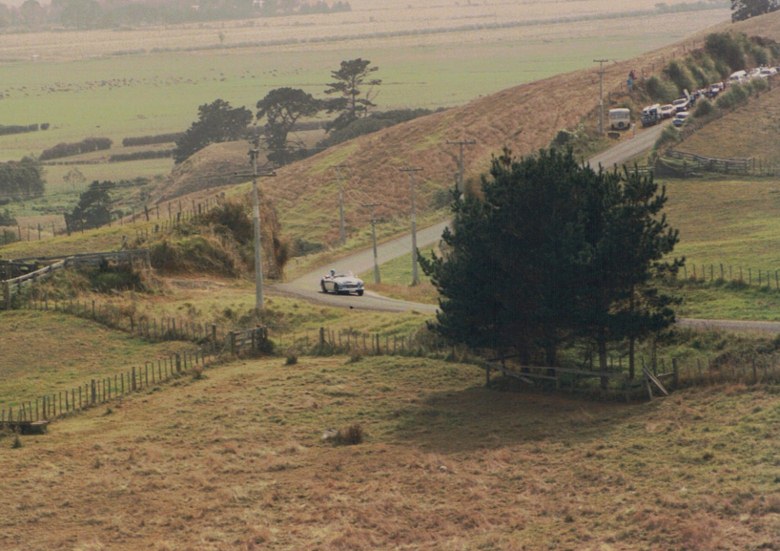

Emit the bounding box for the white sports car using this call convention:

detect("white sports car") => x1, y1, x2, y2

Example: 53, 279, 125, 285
320, 270, 364, 296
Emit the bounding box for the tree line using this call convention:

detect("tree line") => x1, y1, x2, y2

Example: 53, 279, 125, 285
420, 148, 683, 386
173, 58, 414, 167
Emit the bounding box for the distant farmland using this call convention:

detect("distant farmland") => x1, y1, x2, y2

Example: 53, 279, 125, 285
0, 1, 729, 162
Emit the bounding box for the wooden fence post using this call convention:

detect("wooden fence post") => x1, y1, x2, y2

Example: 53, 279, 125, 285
91, 379, 97, 404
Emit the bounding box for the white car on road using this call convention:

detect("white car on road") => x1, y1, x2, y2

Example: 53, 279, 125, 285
320, 270, 365, 296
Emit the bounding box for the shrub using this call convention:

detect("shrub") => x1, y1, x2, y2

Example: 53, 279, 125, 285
655, 125, 682, 149
149, 236, 243, 276
292, 237, 324, 257
716, 84, 750, 110
644, 76, 679, 103
318, 108, 436, 149
196, 201, 253, 245
705, 32, 745, 72
693, 99, 714, 118
285, 353, 298, 365
664, 60, 695, 94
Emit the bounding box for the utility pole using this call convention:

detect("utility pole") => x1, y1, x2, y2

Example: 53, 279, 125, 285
446, 139, 476, 193
399, 167, 422, 286
363, 203, 381, 284
334, 164, 348, 245
248, 145, 275, 313
594, 59, 609, 135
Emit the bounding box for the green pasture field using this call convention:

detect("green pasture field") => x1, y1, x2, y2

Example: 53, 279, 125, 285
0, 10, 727, 162
0, 310, 197, 408
665, 177, 780, 268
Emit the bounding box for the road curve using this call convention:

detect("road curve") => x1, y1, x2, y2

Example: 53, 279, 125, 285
271, 122, 780, 333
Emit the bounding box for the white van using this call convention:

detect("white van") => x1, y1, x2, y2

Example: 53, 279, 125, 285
729, 70, 747, 84
608, 108, 631, 130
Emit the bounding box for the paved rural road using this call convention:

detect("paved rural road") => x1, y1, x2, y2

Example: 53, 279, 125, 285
272, 123, 780, 333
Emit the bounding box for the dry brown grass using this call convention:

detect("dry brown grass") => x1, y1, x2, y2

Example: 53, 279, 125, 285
1, 355, 777, 550
677, 82, 780, 163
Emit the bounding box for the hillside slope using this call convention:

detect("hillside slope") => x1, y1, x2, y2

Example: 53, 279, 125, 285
236, 11, 780, 245
675, 83, 780, 163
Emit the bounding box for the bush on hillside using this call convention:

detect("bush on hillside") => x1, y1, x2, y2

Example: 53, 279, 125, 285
664, 60, 696, 94
0, 208, 16, 226
655, 125, 681, 150
716, 83, 750, 110
705, 32, 746, 72
196, 201, 253, 245
291, 237, 324, 257
693, 99, 714, 118
149, 236, 244, 276
645, 76, 679, 103
0, 228, 18, 245
686, 55, 721, 88
316, 108, 436, 149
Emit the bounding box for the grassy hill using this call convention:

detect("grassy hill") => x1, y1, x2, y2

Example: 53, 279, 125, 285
674, 83, 780, 164
1, 355, 777, 549
218, 11, 780, 247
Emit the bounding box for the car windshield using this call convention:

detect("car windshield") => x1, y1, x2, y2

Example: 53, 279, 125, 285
335, 271, 353, 278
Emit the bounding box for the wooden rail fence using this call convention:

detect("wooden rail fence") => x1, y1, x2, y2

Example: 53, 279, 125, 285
665, 149, 751, 174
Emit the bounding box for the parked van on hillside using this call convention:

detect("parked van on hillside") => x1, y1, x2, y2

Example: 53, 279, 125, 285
608, 108, 631, 130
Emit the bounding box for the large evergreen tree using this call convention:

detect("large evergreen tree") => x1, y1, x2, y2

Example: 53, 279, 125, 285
421, 148, 682, 376
323, 58, 381, 132
173, 99, 252, 164
65, 180, 114, 232
256, 87, 322, 166
573, 167, 682, 383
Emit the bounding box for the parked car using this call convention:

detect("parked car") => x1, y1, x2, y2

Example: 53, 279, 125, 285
759, 67, 777, 78
320, 270, 364, 296
672, 97, 689, 112
659, 104, 675, 119
672, 111, 689, 127
706, 82, 723, 98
